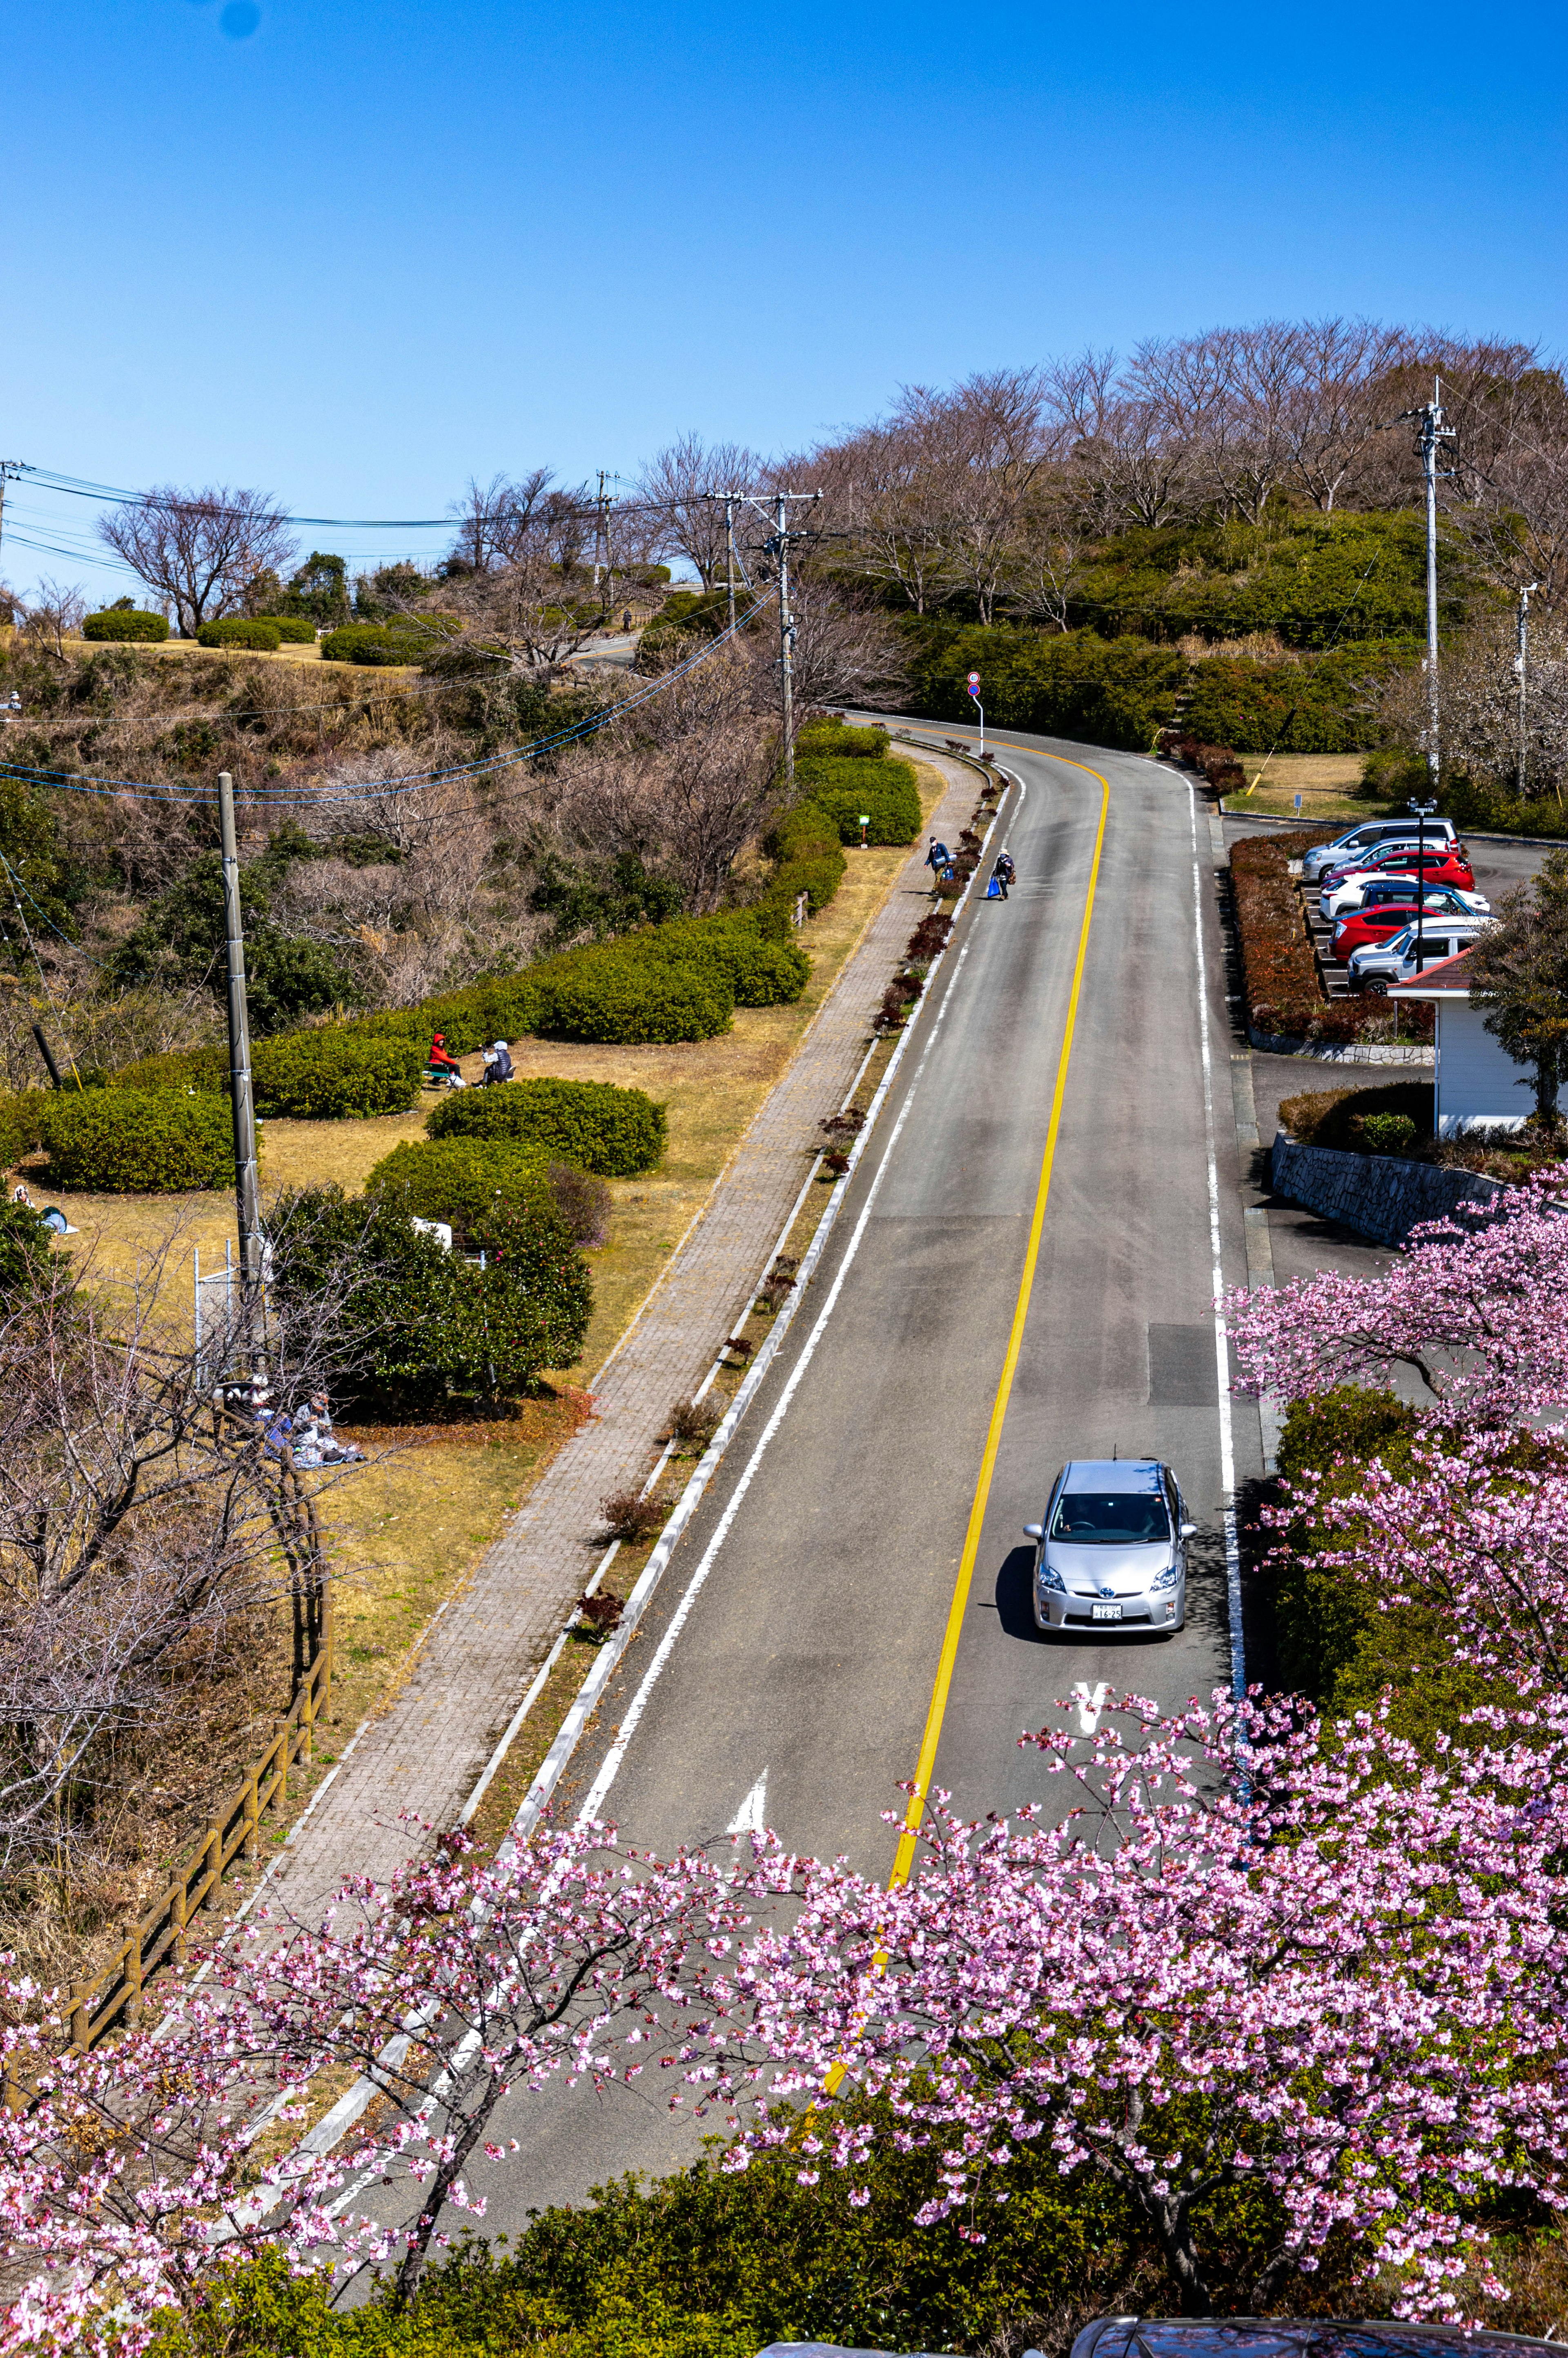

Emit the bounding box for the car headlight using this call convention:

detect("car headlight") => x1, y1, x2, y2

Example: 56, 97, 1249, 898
1037, 1563, 1067, 1594
1150, 1564, 1180, 1592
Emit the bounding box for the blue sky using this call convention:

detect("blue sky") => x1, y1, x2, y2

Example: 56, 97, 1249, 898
6, 0, 1565, 605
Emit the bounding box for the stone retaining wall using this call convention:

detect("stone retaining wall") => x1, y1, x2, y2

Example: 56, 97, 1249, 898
1271, 1133, 1502, 1247
1248, 1029, 1434, 1064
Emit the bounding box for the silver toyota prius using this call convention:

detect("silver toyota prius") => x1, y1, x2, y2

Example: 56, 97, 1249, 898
1023, 1458, 1195, 1637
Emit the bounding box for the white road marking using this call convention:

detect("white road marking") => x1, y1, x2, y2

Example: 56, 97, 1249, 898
572, 780, 1028, 1828
1071, 1680, 1109, 1735
1188, 784, 1246, 1697
726, 1772, 768, 1836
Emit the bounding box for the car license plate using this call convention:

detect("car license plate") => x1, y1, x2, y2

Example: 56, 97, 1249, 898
1091, 1603, 1123, 1621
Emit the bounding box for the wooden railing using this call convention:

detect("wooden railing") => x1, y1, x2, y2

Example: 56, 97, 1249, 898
59, 1455, 334, 2055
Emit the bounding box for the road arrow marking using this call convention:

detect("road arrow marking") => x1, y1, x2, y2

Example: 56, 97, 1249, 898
727, 1772, 768, 1836
1071, 1680, 1109, 1735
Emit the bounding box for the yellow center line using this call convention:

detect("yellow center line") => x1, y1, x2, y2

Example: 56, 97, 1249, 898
888, 752, 1111, 1889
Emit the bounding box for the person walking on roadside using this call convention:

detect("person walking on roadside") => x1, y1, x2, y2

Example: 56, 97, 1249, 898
992, 848, 1016, 900
925, 835, 951, 891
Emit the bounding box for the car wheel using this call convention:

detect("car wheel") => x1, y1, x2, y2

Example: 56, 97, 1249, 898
1365, 978, 1390, 998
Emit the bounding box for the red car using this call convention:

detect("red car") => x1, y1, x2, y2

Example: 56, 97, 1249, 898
1332, 889, 1483, 957
1323, 847, 1476, 903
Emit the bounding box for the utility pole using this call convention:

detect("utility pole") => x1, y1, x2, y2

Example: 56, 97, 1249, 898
593, 470, 608, 613
724, 495, 736, 632
0, 461, 34, 587
217, 770, 264, 1356
762, 490, 820, 789
1402, 383, 1457, 791
1516, 580, 1542, 801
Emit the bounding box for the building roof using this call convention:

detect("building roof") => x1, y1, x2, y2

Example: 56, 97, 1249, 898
1387, 946, 1479, 1000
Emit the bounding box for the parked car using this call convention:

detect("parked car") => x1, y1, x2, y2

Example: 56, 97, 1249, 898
1348, 919, 1487, 993
1068, 2318, 1566, 2358
1300, 814, 1459, 882
1024, 1459, 1194, 1637
1332, 887, 1490, 958
1320, 849, 1477, 919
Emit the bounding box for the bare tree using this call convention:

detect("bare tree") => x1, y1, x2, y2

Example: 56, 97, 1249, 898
636, 434, 761, 588
445, 470, 555, 574
96, 486, 296, 636
1279, 317, 1414, 510
832, 420, 958, 615
16, 579, 87, 659
778, 578, 908, 711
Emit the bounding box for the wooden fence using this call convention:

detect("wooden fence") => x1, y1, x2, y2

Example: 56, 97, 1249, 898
60, 1452, 334, 2055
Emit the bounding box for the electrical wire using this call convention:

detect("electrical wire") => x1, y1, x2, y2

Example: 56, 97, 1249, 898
0, 591, 776, 807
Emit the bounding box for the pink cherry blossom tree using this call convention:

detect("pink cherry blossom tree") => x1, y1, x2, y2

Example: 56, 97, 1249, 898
1225, 1176, 1568, 1424
706, 1692, 1568, 2323
1267, 1426, 1568, 1696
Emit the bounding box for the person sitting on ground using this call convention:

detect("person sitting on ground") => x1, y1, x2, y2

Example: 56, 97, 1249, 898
304, 1390, 363, 1466
428, 1031, 463, 1080
480, 1038, 514, 1085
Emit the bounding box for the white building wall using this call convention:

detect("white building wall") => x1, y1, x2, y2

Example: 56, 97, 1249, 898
1435, 1000, 1531, 1135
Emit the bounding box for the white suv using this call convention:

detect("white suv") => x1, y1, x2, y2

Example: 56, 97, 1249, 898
1349, 921, 1487, 994
1301, 816, 1459, 884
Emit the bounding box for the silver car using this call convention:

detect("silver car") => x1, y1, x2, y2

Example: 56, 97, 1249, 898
1024, 1459, 1195, 1637
1301, 815, 1457, 883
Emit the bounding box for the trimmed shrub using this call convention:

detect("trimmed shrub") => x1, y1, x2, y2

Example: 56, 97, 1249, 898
630, 914, 809, 1007
99, 1045, 229, 1095
259, 616, 316, 643
196, 618, 282, 651
251, 1031, 425, 1120
428, 1077, 666, 1176
534, 956, 733, 1044
795, 755, 922, 847
319, 623, 436, 667
35, 1090, 236, 1192
270, 1185, 592, 1413
904, 619, 1186, 750
82, 609, 169, 643
755, 803, 847, 939
365, 1137, 557, 1247
1278, 1080, 1434, 1152
0, 1093, 47, 1171
795, 721, 891, 761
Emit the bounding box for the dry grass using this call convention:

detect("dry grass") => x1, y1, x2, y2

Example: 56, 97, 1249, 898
1223, 752, 1385, 820
15, 763, 949, 1902
51, 634, 419, 679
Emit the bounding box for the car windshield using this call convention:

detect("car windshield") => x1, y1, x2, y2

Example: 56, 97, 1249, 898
1050, 1492, 1170, 1544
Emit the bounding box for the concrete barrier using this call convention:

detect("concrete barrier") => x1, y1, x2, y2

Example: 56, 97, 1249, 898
1271, 1132, 1503, 1247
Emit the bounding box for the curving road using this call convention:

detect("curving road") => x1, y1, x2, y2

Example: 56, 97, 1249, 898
415, 731, 1265, 2227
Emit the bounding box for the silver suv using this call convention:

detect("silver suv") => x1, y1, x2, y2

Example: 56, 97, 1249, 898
1024, 1459, 1195, 1637
1301, 815, 1457, 884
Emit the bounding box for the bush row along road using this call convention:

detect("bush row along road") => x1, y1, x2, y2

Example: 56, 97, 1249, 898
356, 731, 1266, 2238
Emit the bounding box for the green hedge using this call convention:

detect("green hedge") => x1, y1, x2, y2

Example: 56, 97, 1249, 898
36, 1090, 236, 1192
320, 623, 436, 667
271, 1185, 592, 1413
82, 609, 169, 643
795, 721, 891, 761
0, 1093, 46, 1171
755, 804, 848, 938
258, 615, 317, 644
795, 754, 922, 846
904, 619, 1186, 751
428, 1077, 667, 1175
251, 1031, 425, 1119
535, 955, 733, 1044
196, 618, 281, 651
99, 1046, 228, 1095
365, 1137, 557, 1247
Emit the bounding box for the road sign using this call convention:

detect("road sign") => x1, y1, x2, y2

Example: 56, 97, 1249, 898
966, 672, 980, 691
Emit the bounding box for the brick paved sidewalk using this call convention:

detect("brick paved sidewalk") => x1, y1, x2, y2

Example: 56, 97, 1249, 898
266, 757, 978, 1922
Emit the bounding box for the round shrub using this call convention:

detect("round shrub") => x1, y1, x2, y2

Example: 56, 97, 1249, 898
252, 1031, 425, 1119
630, 916, 809, 1008
269, 1185, 592, 1415
428, 1076, 667, 1175
319, 623, 435, 667
101, 1046, 228, 1095
82, 609, 169, 643
535, 957, 733, 1044
0, 1093, 46, 1171
365, 1137, 557, 1247
259, 616, 317, 644
36, 1091, 236, 1192
196, 618, 282, 651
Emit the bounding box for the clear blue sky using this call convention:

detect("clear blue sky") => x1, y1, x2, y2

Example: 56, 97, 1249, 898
6, 0, 1565, 605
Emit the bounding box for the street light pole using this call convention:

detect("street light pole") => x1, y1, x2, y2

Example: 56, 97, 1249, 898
1408, 797, 1437, 973
1407, 382, 1457, 792
217, 770, 263, 1354
1516, 580, 1542, 801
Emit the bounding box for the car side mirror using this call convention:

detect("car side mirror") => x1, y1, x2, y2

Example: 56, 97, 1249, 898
1180, 1522, 1197, 1538
1023, 1522, 1043, 1541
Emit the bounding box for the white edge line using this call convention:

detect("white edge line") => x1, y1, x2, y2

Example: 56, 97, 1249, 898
1189, 781, 1246, 1697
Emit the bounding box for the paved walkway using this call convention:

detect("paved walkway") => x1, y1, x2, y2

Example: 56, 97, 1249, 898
267, 758, 978, 1921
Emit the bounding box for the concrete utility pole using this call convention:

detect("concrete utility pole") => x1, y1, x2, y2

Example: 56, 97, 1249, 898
217, 770, 264, 1351
594, 470, 610, 613
764, 490, 820, 789
1405, 382, 1457, 790
724, 494, 736, 632
1516, 580, 1542, 800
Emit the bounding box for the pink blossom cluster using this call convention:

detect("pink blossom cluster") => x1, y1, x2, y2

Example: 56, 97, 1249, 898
1225, 1176, 1568, 1423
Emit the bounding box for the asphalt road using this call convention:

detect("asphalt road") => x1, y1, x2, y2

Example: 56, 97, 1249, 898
432, 728, 1265, 2232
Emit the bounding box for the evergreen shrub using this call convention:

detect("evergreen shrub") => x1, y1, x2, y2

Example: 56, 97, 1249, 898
534, 955, 733, 1044
100, 1046, 228, 1095
82, 609, 169, 643
260, 617, 317, 644
319, 623, 435, 667
796, 754, 922, 846
0, 1093, 46, 1171
270, 1185, 592, 1413
428, 1077, 666, 1176
251, 1031, 425, 1119
36, 1090, 236, 1191
196, 619, 282, 651
795, 721, 891, 760
365, 1137, 558, 1247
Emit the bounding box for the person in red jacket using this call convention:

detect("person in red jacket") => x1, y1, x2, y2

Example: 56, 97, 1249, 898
428, 1032, 462, 1080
